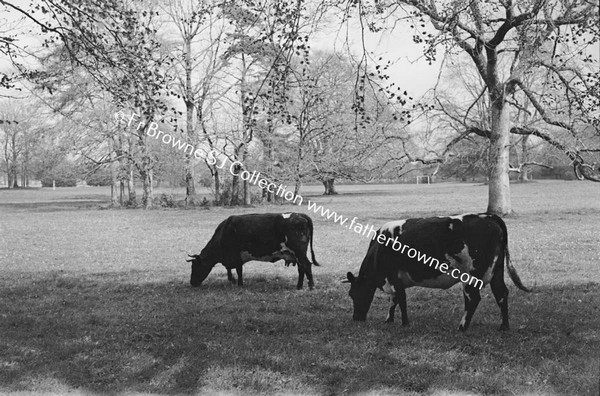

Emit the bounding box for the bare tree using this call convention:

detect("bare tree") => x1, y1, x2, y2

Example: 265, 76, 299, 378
218, 0, 327, 205
348, 0, 600, 214
0, 103, 39, 188
161, 0, 236, 206
281, 52, 396, 195
2, 0, 173, 208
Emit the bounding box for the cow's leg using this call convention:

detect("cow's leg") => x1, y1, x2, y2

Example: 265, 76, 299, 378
296, 264, 305, 290
385, 297, 397, 323
458, 285, 481, 331
296, 252, 314, 290
226, 267, 235, 284
490, 269, 510, 331
386, 284, 409, 326
224, 256, 244, 287
235, 265, 243, 286
288, 253, 312, 290
304, 264, 314, 290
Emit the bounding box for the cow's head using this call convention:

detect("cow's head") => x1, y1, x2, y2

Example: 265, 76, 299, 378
344, 272, 377, 321
187, 254, 213, 287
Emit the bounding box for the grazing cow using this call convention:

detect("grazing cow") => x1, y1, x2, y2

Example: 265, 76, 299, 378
187, 212, 319, 289
344, 213, 531, 331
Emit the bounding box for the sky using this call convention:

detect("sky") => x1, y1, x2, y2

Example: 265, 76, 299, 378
312, 13, 443, 99
0, 1, 443, 102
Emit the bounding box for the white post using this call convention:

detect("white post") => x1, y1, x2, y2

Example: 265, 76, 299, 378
53, 180, 55, 190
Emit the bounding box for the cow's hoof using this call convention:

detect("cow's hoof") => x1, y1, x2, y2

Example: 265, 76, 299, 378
296, 285, 303, 290
401, 322, 410, 327
385, 318, 394, 324
498, 323, 509, 331
458, 324, 468, 332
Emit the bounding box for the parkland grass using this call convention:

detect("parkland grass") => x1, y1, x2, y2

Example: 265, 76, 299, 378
0, 180, 599, 395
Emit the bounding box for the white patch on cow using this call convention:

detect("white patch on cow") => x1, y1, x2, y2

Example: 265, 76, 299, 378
281, 213, 292, 219
498, 297, 505, 304
414, 275, 458, 289
448, 223, 453, 231
459, 311, 468, 328
397, 270, 458, 290
482, 255, 499, 283
439, 213, 468, 221
382, 279, 396, 295
445, 244, 474, 273
479, 213, 489, 219
240, 248, 296, 264
381, 220, 406, 235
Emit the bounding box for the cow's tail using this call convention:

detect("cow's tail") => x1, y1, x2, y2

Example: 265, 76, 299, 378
488, 213, 531, 292
308, 216, 320, 266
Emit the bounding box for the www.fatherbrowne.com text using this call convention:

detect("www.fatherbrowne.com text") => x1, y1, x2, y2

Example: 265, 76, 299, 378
116, 110, 484, 289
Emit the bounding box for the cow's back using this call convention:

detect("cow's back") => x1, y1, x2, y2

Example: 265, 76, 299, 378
368, 214, 504, 287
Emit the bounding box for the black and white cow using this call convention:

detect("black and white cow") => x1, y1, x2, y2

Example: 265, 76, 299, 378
345, 213, 531, 331
187, 212, 319, 289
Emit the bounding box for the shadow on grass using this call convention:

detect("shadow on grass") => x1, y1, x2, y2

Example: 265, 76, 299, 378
0, 273, 598, 395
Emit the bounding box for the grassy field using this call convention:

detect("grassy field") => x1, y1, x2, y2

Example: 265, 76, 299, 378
0, 181, 599, 395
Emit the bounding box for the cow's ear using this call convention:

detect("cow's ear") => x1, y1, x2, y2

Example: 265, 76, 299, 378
343, 272, 355, 284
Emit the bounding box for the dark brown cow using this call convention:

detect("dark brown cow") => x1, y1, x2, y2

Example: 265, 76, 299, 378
187, 212, 319, 289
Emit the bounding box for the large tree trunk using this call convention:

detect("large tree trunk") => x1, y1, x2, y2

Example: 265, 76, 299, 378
230, 174, 239, 206
266, 139, 274, 203
239, 54, 252, 207
109, 139, 120, 206
23, 140, 30, 187
213, 166, 220, 204
243, 180, 251, 205
10, 164, 18, 188
183, 38, 197, 205
10, 134, 18, 188
3, 137, 9, 188
294, 180, 301, 196
184, 158, 196, 201
487, 100, 511, 215
521, 135, 531, 182
127, 159, 136, 205
243, 150, 251, 205
140, 167, 153, 209
21, 162, 26, 187
294, 140, 302, 197
110, 165, 119, 206
127, 135, 137, 206
322, 178, 337, 195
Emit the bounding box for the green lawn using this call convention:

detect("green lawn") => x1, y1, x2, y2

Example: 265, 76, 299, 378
0, 181, 599, 395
